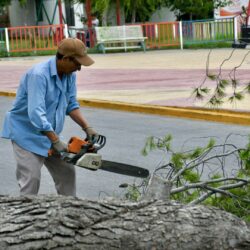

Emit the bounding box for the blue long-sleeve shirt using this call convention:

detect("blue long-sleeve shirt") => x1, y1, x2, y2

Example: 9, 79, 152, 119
1, 57, 80, 156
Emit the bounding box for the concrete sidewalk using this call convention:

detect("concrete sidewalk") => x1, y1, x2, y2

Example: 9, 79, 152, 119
0, 49, 250, 125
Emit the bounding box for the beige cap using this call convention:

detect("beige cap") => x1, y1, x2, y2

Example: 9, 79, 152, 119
57, 38, 94, 66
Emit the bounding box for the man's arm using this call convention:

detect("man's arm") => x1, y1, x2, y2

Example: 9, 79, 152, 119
69, 108, 98, 141
68, 108, 89, 129
42, 131, 59, 142
43, 109, 88, 145
42, 131, 68, 152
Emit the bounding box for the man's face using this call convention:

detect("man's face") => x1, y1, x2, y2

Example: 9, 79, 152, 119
61, 56, 82, 74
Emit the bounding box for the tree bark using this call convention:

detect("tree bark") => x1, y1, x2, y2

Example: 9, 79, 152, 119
0, 195, 249, 250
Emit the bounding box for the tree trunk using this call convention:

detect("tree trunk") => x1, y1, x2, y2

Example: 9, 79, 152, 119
131, 8, 136, 24
0, 195, 249, 250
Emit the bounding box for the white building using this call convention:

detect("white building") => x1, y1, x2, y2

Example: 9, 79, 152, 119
7, 0, 85, 28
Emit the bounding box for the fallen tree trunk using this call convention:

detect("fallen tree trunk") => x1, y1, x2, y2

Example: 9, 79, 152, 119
0, 195, 249, 250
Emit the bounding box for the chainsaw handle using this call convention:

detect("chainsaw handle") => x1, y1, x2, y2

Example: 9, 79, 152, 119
66, 135, 106, 164
93, 135, 106, 151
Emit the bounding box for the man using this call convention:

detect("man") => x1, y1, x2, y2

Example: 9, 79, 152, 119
1, 38, 98, 196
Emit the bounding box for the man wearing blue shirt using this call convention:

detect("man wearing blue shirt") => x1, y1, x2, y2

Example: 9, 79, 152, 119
1, 38, 98, 196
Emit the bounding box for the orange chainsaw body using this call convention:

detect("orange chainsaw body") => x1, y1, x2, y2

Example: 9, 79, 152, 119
48, 137, 92, 156
68, 136, 89, 154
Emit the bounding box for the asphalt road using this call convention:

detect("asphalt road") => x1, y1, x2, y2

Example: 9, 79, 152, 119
0, 96, 249, 199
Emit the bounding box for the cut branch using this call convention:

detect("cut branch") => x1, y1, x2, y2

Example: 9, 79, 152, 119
172, 148, 240, 181
190, 180, 249, 205
171, 178, 249, 194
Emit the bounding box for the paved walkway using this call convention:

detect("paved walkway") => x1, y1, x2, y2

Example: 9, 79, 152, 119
0, 48, 250, 125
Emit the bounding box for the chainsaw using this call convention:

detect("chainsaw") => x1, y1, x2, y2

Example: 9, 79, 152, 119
50, 135, 149, 178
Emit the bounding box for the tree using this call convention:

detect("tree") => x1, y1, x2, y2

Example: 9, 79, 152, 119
123, 0, 168, 23
0, 195, 249, 249
0, 0, 27, 7
0, 0, 11, 7
165, 0, 233, 20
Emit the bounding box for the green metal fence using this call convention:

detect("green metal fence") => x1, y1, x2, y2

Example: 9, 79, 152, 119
182, 18, 235, 45
0, 28, 6, 51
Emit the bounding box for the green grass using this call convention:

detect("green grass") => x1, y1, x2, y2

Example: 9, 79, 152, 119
184, 41, 233, 49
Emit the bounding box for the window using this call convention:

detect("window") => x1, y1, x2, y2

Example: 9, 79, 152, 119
65, 2, 75, 26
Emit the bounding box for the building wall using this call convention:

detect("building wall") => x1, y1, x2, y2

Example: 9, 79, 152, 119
8, 0, 84, 28
37, 0, 65, 25
73, 3, 84, 28
9, 0, 36, 27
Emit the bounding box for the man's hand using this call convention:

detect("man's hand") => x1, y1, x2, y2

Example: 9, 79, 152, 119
52, 138, 68, 153
83, 127, 99, 143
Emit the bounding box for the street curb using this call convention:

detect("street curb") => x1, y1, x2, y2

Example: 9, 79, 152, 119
1, 91, 250, 126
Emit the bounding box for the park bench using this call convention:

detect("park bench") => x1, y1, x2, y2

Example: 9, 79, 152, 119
95, 25, 147, 53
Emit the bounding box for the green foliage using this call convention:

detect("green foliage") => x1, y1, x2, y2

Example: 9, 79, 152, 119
90, 0, 110, 17
207, 74, 217, 81
172, 189, 200, 203
204, 186, 250, 221
231, 79, 238, 88
209, 174, 222, 188
182, 169, 200, 183
207, 96, 223, 107
228, 92, 244, 103
220, 79, 229, 86
77, 0, 169, 23
245, 82, 250, 94
0, 0, 11, 7
165, 0, 232, 20
184, 41, 232, 49
58, 0, 233, 24
239, 137, 250, 172
189, 147, 203, 159
215, 86, 226, 98
141, 134, 172, 156
0, 0, 27, 7
157, 134, 172, 151
207, 138, 216, 148
192, 87, 210, 100
171, 152, 185, 170
124, 0, 168, 23
141, 136, 156, 156
124, 184, 141, 201
214, 0, 233, 8
165, 0, 211, 20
